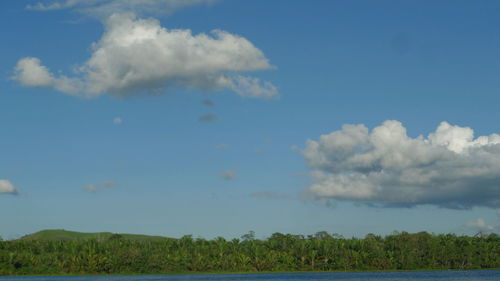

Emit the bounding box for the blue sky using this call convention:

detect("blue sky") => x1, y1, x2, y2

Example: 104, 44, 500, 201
1, 0, 500, 240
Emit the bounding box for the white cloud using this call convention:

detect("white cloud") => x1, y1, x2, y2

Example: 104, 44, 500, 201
13, 13, 277, 99
217, 75, 278, 99
12, 57, 82, 95
27, 0, 83, 11
13, 57, 53, 87
83, 184, 97, 192
221, 170, 236, 180
303, 120, 500, 209
27, 0, 215, 18
83, 180, 116, 192
465, 218, 495, 232
113, 117, 123, 124
0, 179, 18, 195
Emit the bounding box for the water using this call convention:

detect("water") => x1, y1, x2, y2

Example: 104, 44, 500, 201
1, 271, 499, 281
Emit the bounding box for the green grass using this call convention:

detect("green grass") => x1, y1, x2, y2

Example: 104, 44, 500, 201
20, 229, 170, 242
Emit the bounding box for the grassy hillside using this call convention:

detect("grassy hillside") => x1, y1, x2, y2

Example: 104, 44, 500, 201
20, 229, 170, 242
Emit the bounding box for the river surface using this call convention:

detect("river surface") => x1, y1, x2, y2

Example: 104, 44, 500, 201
1, 271, 499, 281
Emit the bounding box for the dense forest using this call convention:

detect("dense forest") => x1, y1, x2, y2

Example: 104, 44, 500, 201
0, 231, 499, 275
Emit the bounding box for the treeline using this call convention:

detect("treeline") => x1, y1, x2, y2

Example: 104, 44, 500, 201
0, 231, 499, 275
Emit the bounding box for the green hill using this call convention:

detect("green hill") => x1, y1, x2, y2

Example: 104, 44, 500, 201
20, 229, 171, 242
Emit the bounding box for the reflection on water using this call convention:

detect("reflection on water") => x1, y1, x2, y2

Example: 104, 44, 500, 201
1, 270, 499, 281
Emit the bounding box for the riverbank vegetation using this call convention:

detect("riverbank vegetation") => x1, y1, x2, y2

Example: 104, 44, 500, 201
0, 230, 498, 275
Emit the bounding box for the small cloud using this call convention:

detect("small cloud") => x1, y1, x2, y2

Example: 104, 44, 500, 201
12, 57, 82, 95
250, 191, 293, 200
0, 179, 18, 195
83, 184, 97, 192
202, 99, 215, 107
102, 179, 116, 188
199, 113, 217, 122
219, 75, 279, 99
27, 1, 76, 11
290, 144, 299, 152
220, 170, 236, 180
465, 218, 495, 232
83, 180, 116, 192
113, 117, 123, 124
213, 144, 228, 149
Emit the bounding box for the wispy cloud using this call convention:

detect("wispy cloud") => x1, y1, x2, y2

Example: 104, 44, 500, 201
303, 120, 500, 209
26, 0, 217, 18
465, 218, 496, 233
253, 138, 274, 155
0, 179, 18, 195
83, 180, 116, 192
202, 99, 215, 107
220, 170, 236, 180
199, 113, 218, 122
213, 144, 228, 149
83, 184, 98, 192
13, 13, 278, 99
113, 117, 123, 124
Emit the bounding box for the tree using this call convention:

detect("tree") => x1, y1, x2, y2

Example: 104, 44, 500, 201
241, 231, 256, 241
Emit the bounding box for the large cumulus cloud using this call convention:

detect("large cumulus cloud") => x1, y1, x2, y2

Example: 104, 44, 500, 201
13, 13, 277, 99
303, 120, 500, 209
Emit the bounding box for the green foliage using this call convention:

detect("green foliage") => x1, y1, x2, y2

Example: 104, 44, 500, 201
1, 231, 498, 276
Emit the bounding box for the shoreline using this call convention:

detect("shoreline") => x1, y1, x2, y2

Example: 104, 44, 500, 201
2, 268, 499, 277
